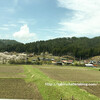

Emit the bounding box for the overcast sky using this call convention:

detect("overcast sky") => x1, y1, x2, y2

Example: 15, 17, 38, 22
0, 0, 100, 43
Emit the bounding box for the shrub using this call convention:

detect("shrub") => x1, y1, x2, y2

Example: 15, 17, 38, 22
32, 61, 43, 65
8, 59, 25, 64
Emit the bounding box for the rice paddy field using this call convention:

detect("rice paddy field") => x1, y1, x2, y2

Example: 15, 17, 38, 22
79, 84, 100, 98
0, 65, 25, 78
39, 66, 100, 81
0, 64, 100, 100
0, 65, 42, 100
0, 78, 42, 99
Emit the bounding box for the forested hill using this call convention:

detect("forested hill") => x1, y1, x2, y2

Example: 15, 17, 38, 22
1, 36, 100, 59
0, 39, 21, 49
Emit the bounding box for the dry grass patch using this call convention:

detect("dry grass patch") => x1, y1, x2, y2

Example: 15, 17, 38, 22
0, 78, 42, 99
0, 65, 26, 78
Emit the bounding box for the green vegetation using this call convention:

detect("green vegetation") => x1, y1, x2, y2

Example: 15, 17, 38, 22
80, 85, 100, 98
0, 39, 21, 51
1, 36, 100, 59
0, 65, 100, 99
24, 65, 100, 100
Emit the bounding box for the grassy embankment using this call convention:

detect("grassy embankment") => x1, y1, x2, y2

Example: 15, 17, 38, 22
24, 65, 100, 100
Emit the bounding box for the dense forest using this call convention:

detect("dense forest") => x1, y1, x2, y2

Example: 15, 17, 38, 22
0, 39, 21, 48
0, 36, 100, 59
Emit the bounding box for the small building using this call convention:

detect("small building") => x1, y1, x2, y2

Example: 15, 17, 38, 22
67, 60, 73, 64
52, 61, 56, 64
51, 58, 55, 61
90, 60, 96, 64
84, 60, 89, 64
43, 58, 51, 61
61, 60, 67, 63
97, 61, 100, 65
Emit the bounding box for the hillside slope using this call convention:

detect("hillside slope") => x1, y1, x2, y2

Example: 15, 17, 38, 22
0, 36, 100, 59
0, 39, 22, 49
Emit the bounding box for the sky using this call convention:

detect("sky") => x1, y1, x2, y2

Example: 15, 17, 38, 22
0, 0, 100, 43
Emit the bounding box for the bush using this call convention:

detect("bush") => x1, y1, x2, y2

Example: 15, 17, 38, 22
43, 61, 52, 65
72, 63, 85, 66
9, 59, 26, 64
32, 61, 43, 65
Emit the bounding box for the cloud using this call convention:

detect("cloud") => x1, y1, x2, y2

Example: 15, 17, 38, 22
13, 24, 37, 42
57, 0, 100, 37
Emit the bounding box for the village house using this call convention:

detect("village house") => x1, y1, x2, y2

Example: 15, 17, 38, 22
66, 60, 73, 65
